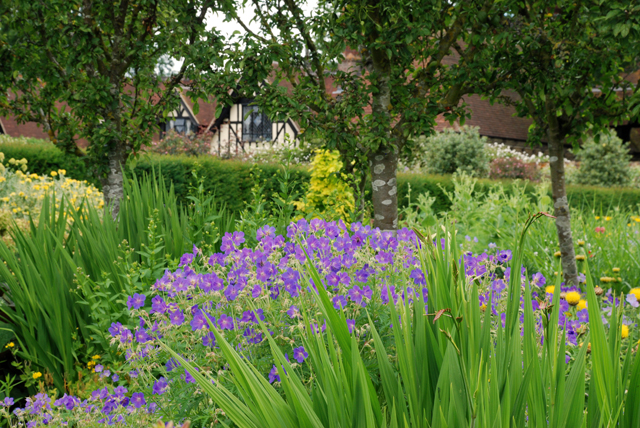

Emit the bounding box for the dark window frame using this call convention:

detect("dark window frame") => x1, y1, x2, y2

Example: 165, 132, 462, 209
241, 104, 272, 142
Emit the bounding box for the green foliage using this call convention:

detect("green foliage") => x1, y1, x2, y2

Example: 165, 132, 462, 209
0, 0, 235, 192
0, 171, 235, 392
4, 144, 640, 216
174, 224, 640, 427
295, 150, 355, 221
422, 127, 490, 177
575, 131, 632, 187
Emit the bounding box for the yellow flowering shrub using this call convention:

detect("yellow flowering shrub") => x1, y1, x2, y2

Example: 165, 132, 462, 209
295, 150, 354, 221
0, 152, 103, 232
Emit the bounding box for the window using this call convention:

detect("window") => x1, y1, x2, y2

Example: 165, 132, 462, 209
242, 105, 272, 142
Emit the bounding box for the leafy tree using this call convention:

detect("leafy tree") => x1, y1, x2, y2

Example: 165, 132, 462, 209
0, 0, 234, 215
489, 1, 640, 285
229, 0, 506, 231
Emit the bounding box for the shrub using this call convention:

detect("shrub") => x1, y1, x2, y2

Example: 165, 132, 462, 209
294, 150, 354, 220
422, 126, 490, 177
0, 137, 94, 186
574, 131, 632, 187
485, 142, 548, 163
0, 153, 103, 220
489, 157, 540, 181
145, 130, 212, 156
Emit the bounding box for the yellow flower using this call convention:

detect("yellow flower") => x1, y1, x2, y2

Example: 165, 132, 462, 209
565, 291, 581, 306
50, 171, 57, 177
605, 216, 612, 221
58, 169, 66, 175
600, 277, 615, 283
545, 285, 555, 294
554, 251, 562, 257
92, 355, 101, 360
595, 216, 600, 220
575, 255, 586, 261
577, 299, 587, 311
630, 288, 640, 301
32, 372, 42, 379
5, 342, 14, 348
577, 240, 585, 246
612, 267, 620, 273
621, 324, 629, 339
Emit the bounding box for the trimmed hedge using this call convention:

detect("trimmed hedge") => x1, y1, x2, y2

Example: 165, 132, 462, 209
3, 141, 640, 214
132, 155, 311, 213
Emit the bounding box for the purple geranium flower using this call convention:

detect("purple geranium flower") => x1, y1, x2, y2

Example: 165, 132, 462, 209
268, 365, 280, 383
130, 393, 146, 409
497, 250, 512, 263
293, 346, 308, 363
169, 309, 185, 326
126, 293, 146, 310
153, 377, 168, 395
332, 295, 348, 310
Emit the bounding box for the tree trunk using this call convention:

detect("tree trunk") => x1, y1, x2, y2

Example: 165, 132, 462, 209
368, 45, 398, 232
101, 145, 127, 220
369, 149, 398, 231
547, 123, 578, 287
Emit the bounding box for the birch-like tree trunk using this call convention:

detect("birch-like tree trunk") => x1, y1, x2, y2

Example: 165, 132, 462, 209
101, 144, 127, 220
546, 106, 578, 286
369, 45, 398, 232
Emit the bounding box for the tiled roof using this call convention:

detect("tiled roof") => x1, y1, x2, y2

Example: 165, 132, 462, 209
436, 92, 533, 142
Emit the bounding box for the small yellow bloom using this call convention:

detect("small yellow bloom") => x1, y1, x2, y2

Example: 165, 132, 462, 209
577, 240, 585, 246
575, 255, 586, 261
565, 291, 581, 306
545, 285, 555, 294
612, 267, 620, 273
92, 355, 101, 360
5, 342, 14, 348
58, 169, 66, 175
595, 216, 600, 220
577, 299, 587, 311
32, 372, 42, 379
621, 325, 629, 339
600, 277, 615, 283
605, 216, 612, 221
554, 251, 562, 257
50, 171, 58, 177
629, 288, 640, 301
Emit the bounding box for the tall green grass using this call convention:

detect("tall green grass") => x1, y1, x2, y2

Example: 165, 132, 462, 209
168, 217, 640, 427
0, 172, 236, 392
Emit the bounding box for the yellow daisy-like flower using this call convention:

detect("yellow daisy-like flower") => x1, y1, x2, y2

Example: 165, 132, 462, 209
554, 251, 562, 257
92, 355, 101, 360
612, 267, 620, 273
629, 288, 640, 301
58, 169, 66, 175
605, 216, 612, 221
50, 171, 58, 177
575, 255, 586, 261
577, 240, 585, 246
595, 216, 601, 220
5, 342, 14, 348
32, 372, 42, 379
545, 285, 555, 294
565, 291, 581, 306
577, 299, 587, 311
600, 277, 615, 283
621, 325, 629, 339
